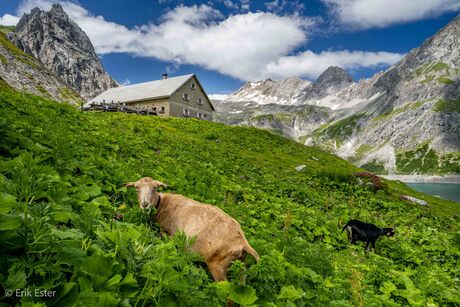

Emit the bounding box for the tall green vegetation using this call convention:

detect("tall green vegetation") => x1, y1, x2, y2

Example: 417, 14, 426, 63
0, 86, 459, 306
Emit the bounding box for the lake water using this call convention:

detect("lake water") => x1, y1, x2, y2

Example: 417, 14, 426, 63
406, 183, 460, 203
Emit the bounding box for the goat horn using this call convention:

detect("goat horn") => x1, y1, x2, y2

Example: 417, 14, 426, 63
125, 182, 135, 187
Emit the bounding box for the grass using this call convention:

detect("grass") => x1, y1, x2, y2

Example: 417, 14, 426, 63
416, 62, 449, 75
433, 97, 460, 113
439, 153, 460, 174
0, 86, 459, 306
312, 113, 366, 147
0, 53, 7, 65
395, 141, 460, 175
415, 62, 455, 85
437, 77, 455, 84
396, 143, 439, 174
355, 144, 374, 158
0, 25, 15, 35
0, 31, 40, 69
428, 62, 449, 73
36, 85, 51, 97
360, 161, 387, 174
59, 87, 85, 105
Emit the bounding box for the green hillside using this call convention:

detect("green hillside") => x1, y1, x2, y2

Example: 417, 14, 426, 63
0, 82, 459, 306
0, 25, 15, 35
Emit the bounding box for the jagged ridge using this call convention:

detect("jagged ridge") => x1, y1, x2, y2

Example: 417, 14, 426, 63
8, 4, 118, 99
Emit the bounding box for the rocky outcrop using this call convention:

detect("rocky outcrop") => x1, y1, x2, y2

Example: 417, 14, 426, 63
301, 66, 353, 99
9, 4, 118, 99
215, 13, 460, 174
226, 77, 311, 105
212, 99, 336, 141
0, 31, 83, 104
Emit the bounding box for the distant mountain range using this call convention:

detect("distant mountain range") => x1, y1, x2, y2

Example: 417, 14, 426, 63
213, 14, 460, 175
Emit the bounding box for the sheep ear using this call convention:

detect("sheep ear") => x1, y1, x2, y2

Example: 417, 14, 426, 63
125, 182, 136, 188
153, 181, 167, 188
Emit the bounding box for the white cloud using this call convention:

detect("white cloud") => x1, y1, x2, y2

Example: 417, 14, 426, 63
216, 0, 251, 12
222, 0, 236, 9
16, 0, 143, 54
208, 93, 230, 100
0, 13, 20, 26
140, 6, 311, 80
264, 0, 305, 14
10, 0, 403, 81
263, 50, 404, 80
323, 0, 460, 29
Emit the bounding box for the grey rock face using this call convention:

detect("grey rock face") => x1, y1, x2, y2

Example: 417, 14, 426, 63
9, 4, 118, 99
303, 66, 353, 99
317, 66, 353, 85
0, 30, 83, 104
213, 99, 336, 141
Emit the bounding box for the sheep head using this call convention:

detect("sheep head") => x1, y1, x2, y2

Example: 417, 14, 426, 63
125, 177, 167, 210
383, 228, 395, 237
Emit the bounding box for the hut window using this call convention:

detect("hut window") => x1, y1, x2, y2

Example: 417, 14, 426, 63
183, 108, 190, 116
197, 98, 203, 105
190, 83, 196, 90
182, 93, 190, 101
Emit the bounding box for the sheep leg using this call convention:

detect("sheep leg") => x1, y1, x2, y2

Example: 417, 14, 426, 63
365, 241, 370, 252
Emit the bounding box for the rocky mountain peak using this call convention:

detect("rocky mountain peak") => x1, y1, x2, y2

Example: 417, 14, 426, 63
9, 4, 118, 99
50, 3, 65, 14
226, 76, 311, 105
316, 66, 353, 87
295, 66, 354, 101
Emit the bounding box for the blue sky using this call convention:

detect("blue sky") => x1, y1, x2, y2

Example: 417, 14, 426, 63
1, 0, 459, 95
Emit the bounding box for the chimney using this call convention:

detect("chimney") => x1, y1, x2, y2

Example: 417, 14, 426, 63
162, 73, 168, 80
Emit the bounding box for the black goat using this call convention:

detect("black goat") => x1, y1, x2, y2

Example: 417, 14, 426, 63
342, 219, 395, 252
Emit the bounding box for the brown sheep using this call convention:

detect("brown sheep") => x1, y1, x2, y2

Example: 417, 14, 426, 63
125, 177, 259, 281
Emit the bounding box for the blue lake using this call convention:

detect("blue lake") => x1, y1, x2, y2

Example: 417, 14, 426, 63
406, 183, 460, 203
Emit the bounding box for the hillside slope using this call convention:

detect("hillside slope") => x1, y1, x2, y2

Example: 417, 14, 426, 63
0, 84, 459, 306
0, 31, 83, 104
